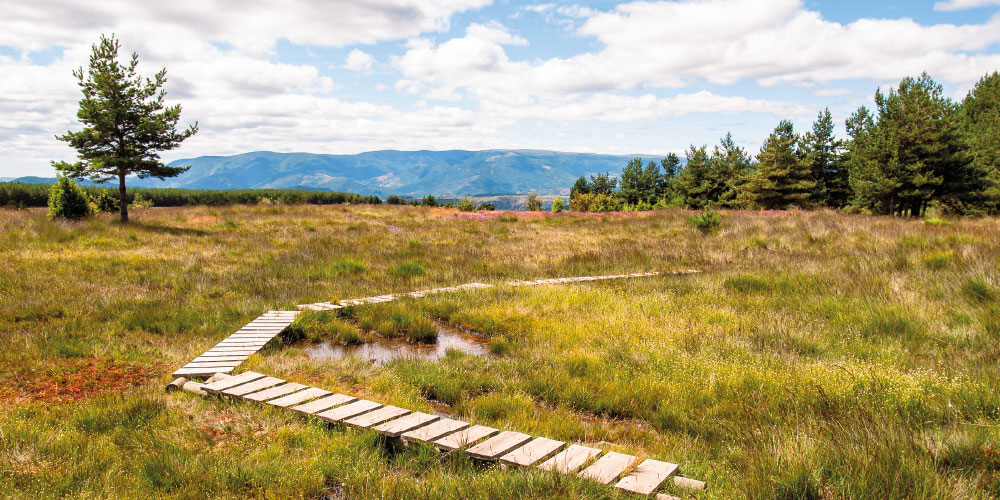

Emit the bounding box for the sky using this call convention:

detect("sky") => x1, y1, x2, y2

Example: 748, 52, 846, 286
2, 0, 1000, 178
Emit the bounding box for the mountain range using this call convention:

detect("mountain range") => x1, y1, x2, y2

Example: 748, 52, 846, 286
5, 150, 661, 197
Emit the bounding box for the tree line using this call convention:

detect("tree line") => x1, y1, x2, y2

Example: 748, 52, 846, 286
1, 182, 380, 209
570, 72, 999, 216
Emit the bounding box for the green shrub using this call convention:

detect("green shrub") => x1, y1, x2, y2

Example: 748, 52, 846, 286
94, 190, 120, 213
525, 193, 543, 211
477, 202, 496, 211
551, 198, 564, 212
330, 258, 366, 276
922, 250, 954, 269
385, 195, 404, 205
47, 176, 92, 220
962, 279, 995, 304
422, 195, 438, 207
688, 206, 722, 233
130, 192, 154, 209
392, 259, 426, 277
456, 197, 476, 212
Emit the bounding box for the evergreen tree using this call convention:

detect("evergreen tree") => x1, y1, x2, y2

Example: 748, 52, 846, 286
589, 172, 617, 195
737, 120, 816, 209
619, 157, 663, 204
802, 108, 850, 207
52, 35, 198, 222
673, 145, 715, 208
847, 73, 976, 216
570, 176, 591, 198
712, 133, 752, 206
961, 71, 1000, 214
660, 153, 681, 202
618, 157, 646, 205
47, 176, 92, 220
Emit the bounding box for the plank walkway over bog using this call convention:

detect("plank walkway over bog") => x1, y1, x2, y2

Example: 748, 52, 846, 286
297, 270, 699, 311
170, 270, 706, 496
189, 371, 705, 498
171, 310, 299, 378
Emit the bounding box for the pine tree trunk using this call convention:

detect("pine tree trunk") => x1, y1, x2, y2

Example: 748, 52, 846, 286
118, 173, 128, 223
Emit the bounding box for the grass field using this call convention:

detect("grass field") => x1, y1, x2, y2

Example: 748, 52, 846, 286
1, 204, 999, 499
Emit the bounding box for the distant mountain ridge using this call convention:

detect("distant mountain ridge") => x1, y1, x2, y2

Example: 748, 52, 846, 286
153, 150, 661, 196
6, 150, 671, 196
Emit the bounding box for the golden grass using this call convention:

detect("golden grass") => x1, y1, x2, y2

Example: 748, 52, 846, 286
1, 204, 999, 499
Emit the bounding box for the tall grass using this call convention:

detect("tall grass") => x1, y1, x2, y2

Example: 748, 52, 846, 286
1, 205, 999, 498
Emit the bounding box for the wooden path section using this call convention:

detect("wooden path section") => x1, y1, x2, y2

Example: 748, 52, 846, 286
192, 371, 705, 498
297, 270, 699, 311
171, 311, 299, 378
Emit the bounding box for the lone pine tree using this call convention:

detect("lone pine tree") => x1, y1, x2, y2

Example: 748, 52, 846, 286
53, 35, 197, 222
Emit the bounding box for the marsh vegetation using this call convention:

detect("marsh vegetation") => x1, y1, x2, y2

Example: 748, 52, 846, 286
1, 204, 998, 499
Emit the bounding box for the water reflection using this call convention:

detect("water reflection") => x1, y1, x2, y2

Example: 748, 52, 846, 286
305, 322, 487, 364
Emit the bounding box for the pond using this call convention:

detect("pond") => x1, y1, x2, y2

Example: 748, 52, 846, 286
304, 321, 488, 364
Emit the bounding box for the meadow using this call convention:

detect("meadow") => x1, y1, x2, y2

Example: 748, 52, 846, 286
1, 204, 998, 499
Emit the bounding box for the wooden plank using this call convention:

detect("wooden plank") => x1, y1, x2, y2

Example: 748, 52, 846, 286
343, 405, 410, 428
499, 437, 565, 466
578, 451, 636, 485
206, 347, 260, 352
195, 352, 249, 358
537, 445, 602, 474
614, 459, 679, 495
401, 418, 469, 444
291, 393, 357, 414
243, 382, 307, 402
673, 476, 707, 490
202, 371, 266, 392
465, 431, 534, 460
373, 412, 439, 437
181, 362, 241, 369
268, 387, 332, 408
172, 366, 235, 377
315, 399, 382, 422
434, 425, 498, 451
221, 376, 284, 397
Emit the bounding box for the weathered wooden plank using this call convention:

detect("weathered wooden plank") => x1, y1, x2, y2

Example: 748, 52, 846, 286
343, 405, 410, 428
201, 371, 266, 392
182, 362, 241, 369
291, 393, 356, 414
315, 399, 382, 422
215, 341, 269, 346
537, 444, 602, 474
434, 425, 498, 451
401, 418, 468, 444
227, 334, 279, 338
373, 412, 439, 437
221, 376, 284, 397
244, 383, 307, 402
673, 476, 707, 490
499, 437, 565, 467
206, 347, 260, 353
192, 355, 247, 362
578, 451, 636, 484
172, 366, 235, 377
465, 431, 534, 460
614, 459, 678, 495
268, 387, 332, 408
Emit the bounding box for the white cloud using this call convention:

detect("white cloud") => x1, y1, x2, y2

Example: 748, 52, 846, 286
0, 0, 492, 53
934, 0, 1000, 11
344, 49, 375, 71
399, 0, 1000, 102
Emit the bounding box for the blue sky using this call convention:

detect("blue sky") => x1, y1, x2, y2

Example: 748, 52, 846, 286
1, 0, 1000, 177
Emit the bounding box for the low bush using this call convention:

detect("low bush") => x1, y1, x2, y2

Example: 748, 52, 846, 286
688, 206, 722, 233
392, 259, 426, 277
47, 177, 92, 220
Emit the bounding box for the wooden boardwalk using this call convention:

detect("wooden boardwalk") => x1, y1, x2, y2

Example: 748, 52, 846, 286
186, 371, 705, 497
171, 311, 299, 378
170, 270, 706, 496
297, 270, 699, 311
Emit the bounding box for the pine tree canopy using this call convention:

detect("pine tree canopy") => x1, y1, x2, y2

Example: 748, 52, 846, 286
52, 35, 198, 222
